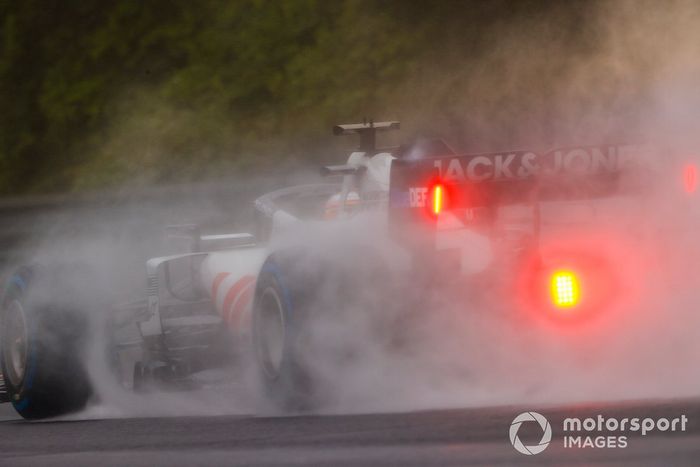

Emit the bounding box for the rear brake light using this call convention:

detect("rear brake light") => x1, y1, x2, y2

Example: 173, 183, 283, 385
550, 270, 580, 308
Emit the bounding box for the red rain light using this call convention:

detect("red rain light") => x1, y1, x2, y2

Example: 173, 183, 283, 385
433, 184, 445, 214
550, 270, 580, 309
431, 184, 444, 215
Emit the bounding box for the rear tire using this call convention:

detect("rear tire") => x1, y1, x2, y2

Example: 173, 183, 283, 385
252, 248, 393, 411
252, 252, 320, 410
1, 265, 93, 419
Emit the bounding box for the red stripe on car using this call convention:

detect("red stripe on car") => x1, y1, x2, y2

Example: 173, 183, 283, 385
211, 272, 231, 302
222, 275, 255, 321
227, 282, 255, 329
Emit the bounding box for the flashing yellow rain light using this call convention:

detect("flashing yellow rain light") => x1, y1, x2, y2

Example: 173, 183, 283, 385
550, 270, 580, 309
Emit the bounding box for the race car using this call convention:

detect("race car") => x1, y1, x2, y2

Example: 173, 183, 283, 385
0, 120, 687, 419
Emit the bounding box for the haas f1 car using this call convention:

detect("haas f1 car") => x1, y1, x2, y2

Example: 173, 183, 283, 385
0, 121, 690, 419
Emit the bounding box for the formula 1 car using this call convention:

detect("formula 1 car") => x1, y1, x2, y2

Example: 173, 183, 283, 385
0, 120, 687, 419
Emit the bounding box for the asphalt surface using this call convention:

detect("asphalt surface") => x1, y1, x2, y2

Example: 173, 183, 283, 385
1, 183, 699, 466
1, 399, 699, 466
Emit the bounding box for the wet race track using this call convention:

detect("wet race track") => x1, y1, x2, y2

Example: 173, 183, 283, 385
1, 400, 700, 466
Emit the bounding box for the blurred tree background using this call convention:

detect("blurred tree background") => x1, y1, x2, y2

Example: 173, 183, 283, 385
0, 0, 686, 194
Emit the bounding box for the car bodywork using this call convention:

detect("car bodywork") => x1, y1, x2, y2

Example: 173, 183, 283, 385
120, 123, 653, 382
0, 120, 687, 415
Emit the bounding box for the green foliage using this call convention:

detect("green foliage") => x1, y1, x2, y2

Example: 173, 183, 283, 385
0, 0, 656, 194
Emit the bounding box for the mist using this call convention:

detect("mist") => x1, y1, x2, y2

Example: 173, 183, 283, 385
7, 0, 700, 421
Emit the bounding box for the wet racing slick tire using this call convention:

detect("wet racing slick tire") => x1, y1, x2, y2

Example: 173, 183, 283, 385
252, 249, 393, 411
0, 265, 93, 419
252, 251, 322, 410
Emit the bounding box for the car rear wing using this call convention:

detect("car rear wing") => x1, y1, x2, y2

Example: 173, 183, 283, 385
388, 144, 655, 244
